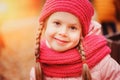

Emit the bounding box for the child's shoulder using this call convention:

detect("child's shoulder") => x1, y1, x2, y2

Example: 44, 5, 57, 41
97, 54, 119, 68
91, 54, 120, 80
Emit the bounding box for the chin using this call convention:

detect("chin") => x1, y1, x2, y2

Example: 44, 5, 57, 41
52, 47, 67, 52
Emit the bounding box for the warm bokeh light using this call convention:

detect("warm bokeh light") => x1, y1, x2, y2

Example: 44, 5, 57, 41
0, 2, 8, 23
0, 0, 41, 21
0, 0, 45, 80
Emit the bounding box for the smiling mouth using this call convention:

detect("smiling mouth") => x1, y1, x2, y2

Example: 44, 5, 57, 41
54, 37, 68, 44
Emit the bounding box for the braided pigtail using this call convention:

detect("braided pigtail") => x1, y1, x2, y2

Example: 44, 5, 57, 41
35, 22, 44, 80
78, 40, 92, 80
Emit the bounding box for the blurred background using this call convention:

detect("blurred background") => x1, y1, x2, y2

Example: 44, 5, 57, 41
0, 0, 45, 80
91, 0, 120, 35
0, 0, 120, 80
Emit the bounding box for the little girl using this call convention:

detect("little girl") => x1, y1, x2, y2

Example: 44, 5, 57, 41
30, 0, 120, 80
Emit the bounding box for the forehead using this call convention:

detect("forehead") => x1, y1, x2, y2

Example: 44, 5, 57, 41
48, 12, 81, 25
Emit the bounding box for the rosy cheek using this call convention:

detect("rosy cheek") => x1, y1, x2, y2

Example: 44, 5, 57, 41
74, 35, 81, 42
45, 29, 54, 38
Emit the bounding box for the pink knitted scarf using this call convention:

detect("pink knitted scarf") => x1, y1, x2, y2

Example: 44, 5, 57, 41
38, 35, 111, 77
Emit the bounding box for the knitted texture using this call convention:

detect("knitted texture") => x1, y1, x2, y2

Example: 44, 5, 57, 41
39, 0, 94, 36
39, 35, 111, 77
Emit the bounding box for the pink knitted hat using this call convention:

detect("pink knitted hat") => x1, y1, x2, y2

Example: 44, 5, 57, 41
39, 0, 94, 36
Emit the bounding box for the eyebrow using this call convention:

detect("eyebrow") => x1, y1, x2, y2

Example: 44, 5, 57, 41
52, 17, 81, 26
54, 19, 79, 24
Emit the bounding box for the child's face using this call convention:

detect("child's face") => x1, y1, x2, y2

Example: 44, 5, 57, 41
44, 12, 82, 52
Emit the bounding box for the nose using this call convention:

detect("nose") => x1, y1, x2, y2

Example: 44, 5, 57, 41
58, 26, 67, 36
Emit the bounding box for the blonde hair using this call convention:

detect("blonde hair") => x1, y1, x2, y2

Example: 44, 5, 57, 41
34, 22, 92, 80
35, 22, 44, 80
78, 41, 92, 80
